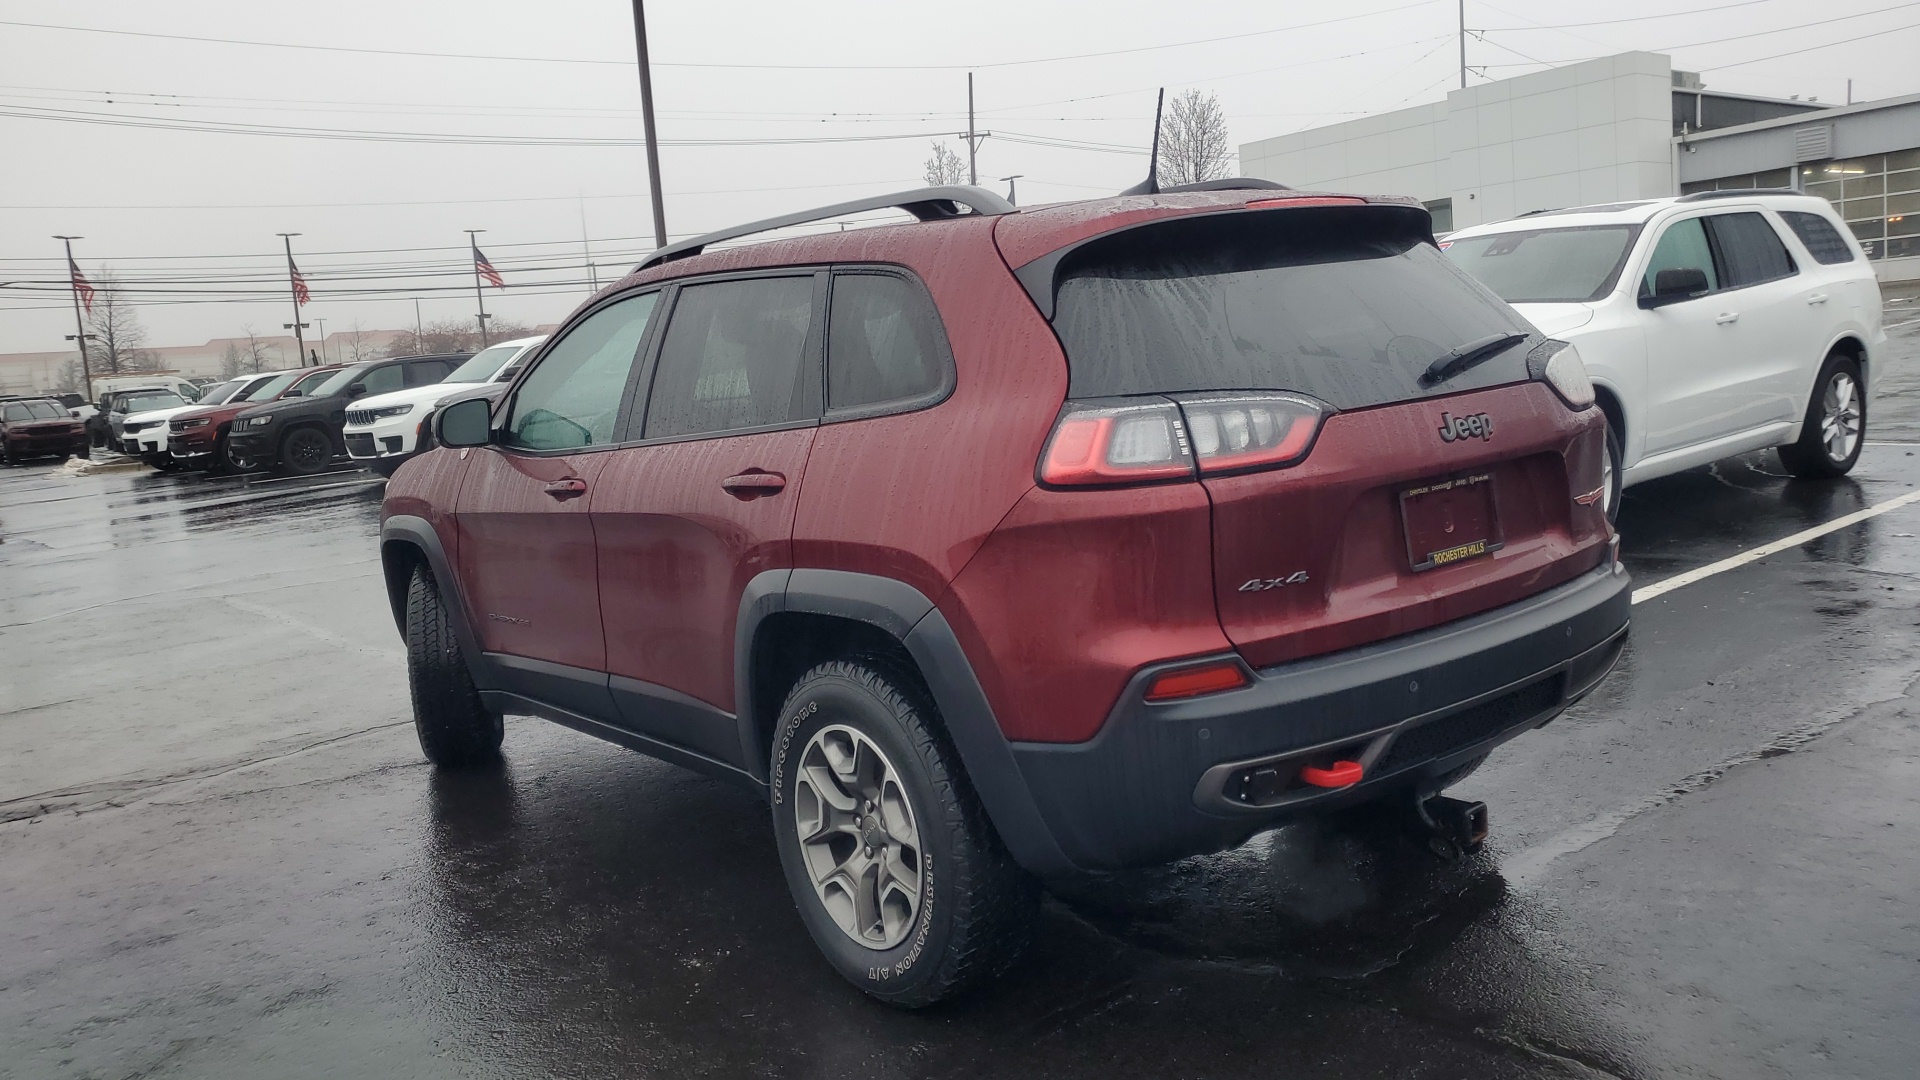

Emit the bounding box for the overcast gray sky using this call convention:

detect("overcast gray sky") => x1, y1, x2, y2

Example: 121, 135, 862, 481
2, 0, 1915, 353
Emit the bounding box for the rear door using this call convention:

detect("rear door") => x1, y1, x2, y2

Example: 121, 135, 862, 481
591, 272, 822, 764
1048, 205, 1606, 669
453, 291, 661, 716
1701, 210, 1807, 429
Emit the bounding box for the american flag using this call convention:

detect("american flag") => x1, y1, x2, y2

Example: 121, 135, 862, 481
289, 260, 311, 306
473, 244, 504, 288
69, 258, 95, 314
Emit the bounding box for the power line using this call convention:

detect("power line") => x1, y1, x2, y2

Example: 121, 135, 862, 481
0, 3, 1441, 72
1476, 0, 1784, 30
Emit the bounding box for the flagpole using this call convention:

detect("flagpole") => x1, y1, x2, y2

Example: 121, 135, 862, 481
54, 235, 94, 402
277, 233, 309, 366
465, 229, 490, 348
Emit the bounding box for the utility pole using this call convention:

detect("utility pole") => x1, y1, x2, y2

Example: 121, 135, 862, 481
967, 72, 977, 184
414, 298, 423, 350
314, 317, 328, 364
277, 233, 309, 366
465, 229, 491, 348
54, 235, 94, 401
1459, 0, 1467, 89
580, 195, 599, 294
630, 0, 668, 249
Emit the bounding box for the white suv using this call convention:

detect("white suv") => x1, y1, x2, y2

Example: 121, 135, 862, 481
343, 335, 544, 476
1444, 191, 1885, 516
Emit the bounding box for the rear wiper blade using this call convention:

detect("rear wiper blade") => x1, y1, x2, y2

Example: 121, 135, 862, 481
1420, 332, 1529, 387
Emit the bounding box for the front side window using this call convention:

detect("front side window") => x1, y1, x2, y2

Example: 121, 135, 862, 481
505, 292, 660, 450
644, 276, 816, 439
353, 364, 405, 397
1640, 218, 1719, 296
1707, 211, 1796, 288
1780, 211, 1857, 265
827, 273, 947, 412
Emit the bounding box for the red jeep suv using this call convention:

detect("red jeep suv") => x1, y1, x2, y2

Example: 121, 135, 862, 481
380, 183, 1629, 1005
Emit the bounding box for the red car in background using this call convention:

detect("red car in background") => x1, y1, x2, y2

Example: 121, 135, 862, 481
169, 366, 338, 473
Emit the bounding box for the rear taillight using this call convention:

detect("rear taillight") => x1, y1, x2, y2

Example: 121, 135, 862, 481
1038, 393, 1329, 487
1180, 393, 1326, 476
1528, 339, 1595, 410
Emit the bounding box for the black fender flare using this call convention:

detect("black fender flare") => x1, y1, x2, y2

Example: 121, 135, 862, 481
735, 568, 1077, 877
379, 514, 500, 691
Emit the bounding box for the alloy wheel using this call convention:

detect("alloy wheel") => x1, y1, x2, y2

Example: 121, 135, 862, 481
285, 430, 330, 472
792, 723, 923, 950
1600, 440, 1616, 517
1821, 371, 1862, 464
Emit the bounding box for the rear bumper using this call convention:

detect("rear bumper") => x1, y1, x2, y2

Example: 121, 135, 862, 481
1003, 559, 1630, 871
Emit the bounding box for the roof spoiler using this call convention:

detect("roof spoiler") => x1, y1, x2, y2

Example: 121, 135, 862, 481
636, 185, 1015, 271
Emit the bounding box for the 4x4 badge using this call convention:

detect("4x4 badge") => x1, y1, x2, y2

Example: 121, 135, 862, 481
1239, 572, 1310, 592
1438, 411, 1493, 442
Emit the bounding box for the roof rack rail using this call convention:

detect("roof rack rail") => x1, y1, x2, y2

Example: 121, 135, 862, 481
1676, 187, 1803, 202
1157, 177, 1291, 194
636, 185, 1016, 270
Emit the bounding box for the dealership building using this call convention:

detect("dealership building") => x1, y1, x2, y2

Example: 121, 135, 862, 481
1239, 51, 1920, 283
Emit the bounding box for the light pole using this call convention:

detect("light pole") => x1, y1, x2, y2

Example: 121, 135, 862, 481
1000, 174, 1024, 206
464, 229, 491, 348
53, 236, 95, 401
277, 233, 310, 365
314, 317, 328, 364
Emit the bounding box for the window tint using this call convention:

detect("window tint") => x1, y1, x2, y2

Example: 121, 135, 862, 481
505, 292, 659, 450
404, 358, 453, 387
644, 276, 816, 439
1640, 218, 1719, 296
1053, 208, 1535, 410
1780, 211, 1856, 265
1707, 212, 1796, 288
827, 274, 946, 411
354, 364, 405, 396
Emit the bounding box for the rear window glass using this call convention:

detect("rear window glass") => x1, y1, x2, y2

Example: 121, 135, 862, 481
1052, 208, 1535, 410
1780, 210, 1856, 265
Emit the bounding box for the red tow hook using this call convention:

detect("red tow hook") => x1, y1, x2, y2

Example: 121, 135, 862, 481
1300, 760, 1365, 789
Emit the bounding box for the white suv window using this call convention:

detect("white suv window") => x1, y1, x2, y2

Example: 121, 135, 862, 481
1640, 218, 1718, 296
1707, 212, 1796, 288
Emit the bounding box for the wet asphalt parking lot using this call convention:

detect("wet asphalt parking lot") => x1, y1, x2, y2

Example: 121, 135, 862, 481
4, 304, 1920, 1080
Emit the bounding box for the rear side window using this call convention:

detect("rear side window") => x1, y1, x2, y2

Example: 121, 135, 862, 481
826, 273, 948, 413
506, 292, 659, 450
644, 276, 817, 439
1780, 210, 1857, 265
404, 358, 453, 386
1051, 208, 1534, 410
1640, 218, 1719, 296
1707, 212, 1796, 288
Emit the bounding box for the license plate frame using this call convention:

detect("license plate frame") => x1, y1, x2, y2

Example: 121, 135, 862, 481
1400, 471, 1504, 572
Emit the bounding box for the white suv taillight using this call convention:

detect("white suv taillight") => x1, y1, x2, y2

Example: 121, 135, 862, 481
1038, 393, 1329, 487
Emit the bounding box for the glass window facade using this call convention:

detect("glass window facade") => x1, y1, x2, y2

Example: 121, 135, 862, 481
1802, 149, 1920, 260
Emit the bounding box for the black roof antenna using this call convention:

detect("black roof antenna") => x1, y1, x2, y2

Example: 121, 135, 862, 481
1119, 88, 1165, 196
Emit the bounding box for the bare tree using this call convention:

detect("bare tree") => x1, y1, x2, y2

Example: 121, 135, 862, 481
344, 320, 376, 362
54, 359, 84, 393
239, 326, 275, 374
924, 141, 967, 187
83, 270, 159, 375
218, 343, 244, 380
383, 318, 531, 357
1157, 89, 1232, 187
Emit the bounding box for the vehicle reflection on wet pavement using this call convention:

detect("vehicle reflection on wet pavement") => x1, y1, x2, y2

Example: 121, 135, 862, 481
4, 321, 1919, 1079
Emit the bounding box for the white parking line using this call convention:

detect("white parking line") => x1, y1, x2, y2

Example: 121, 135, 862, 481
1631, 488, 1920, 605
1885, 317, 1920, 331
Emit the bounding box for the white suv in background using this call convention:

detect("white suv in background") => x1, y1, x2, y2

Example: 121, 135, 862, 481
1444, 191, 1885, 517
343, 335, 545, 476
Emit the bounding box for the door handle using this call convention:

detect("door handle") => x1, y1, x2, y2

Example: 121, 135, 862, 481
543, 478, 588, 499
1715, 312, 1740, 325
1807, 293, 1830, 305
721, 470, 787, 499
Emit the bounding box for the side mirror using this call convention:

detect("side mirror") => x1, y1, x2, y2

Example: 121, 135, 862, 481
282, 389, 303, 398
435, 395, 493, 448
1639, 267, 1710, 308
346, 383, 367, 397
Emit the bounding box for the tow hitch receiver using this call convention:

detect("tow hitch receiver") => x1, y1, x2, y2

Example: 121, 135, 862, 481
1412, 794, 1490, 860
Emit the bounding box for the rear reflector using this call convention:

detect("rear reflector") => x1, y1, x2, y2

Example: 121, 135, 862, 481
1144, 660, 1250, 702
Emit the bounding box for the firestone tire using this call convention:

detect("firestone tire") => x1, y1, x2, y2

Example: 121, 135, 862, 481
277, 426, 333, 476
404, 567, 504, 768
769, 657, 1038, 1008
1778, 353, 1866, 479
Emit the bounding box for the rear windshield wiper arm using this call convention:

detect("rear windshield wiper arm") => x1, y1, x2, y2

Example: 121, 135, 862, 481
1420, 332, 1529, 388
